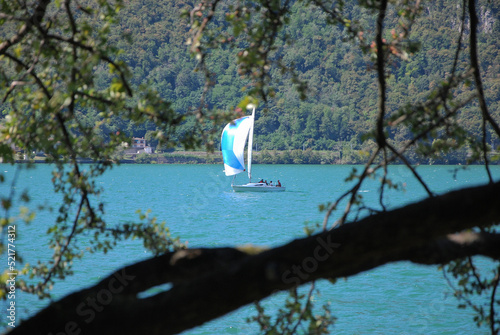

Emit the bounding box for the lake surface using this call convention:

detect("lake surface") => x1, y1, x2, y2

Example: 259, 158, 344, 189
1, 163, 499, 334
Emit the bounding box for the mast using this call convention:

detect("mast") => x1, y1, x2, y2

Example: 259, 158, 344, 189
247, 106, 255, 182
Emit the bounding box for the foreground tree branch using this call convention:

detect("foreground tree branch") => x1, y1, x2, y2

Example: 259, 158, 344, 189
12, 180, 500, 335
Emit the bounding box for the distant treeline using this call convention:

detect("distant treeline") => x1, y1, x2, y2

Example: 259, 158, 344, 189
14, 147, 496, 165
131, 146, 491, 165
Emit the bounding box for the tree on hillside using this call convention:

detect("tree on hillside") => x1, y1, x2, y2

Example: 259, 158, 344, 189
1, 0, 499, 334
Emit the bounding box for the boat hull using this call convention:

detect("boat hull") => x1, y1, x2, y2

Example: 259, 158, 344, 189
232, 182, 285, 192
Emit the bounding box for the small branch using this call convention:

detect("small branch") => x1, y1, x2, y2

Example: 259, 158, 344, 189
2, 50, 51, 100
379, 147, 389, 212
64, 0, 78, 35
43, 32, 133, 97
0, 0, 51, 54
41, 196, 85, 288
322, 147, 381, 230
375, 0, 388, 147
467, 0, 500, 183
490, 268, 500, 335
290, 281, 316, 334
468, 256, 486, 291
386, 142, 434, 196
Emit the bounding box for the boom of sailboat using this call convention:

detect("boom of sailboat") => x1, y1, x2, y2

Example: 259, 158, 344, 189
221, 106, 285, 192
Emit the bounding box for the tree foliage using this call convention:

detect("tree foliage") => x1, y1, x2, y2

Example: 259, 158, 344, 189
1, 0, 500, 334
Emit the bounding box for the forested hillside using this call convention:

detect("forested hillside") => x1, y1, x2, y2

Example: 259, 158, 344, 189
2, 0, 499, 163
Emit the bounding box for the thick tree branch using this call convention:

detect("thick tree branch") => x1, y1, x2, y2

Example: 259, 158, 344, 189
406, 231, 500, 265
11, 181, 500, 335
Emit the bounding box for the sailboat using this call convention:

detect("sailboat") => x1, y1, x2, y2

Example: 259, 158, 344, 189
221, 106, 285, 192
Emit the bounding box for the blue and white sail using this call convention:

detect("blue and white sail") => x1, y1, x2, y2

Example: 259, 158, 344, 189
221, 115, 253, 177
221, 107, 285, 192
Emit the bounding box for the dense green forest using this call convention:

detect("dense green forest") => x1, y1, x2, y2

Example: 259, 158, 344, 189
2, 0, 500, 163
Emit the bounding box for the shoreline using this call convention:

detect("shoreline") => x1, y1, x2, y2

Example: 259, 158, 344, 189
6, 148, 499, 166
8, 153, 498, 166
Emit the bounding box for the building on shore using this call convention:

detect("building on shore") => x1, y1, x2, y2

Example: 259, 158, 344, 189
123, 137, 152, 155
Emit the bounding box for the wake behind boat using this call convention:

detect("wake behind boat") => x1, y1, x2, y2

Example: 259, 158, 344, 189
221, 106, 285, 192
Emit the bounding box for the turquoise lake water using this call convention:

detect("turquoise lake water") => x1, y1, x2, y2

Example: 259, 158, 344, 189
1, 163, 499, 334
